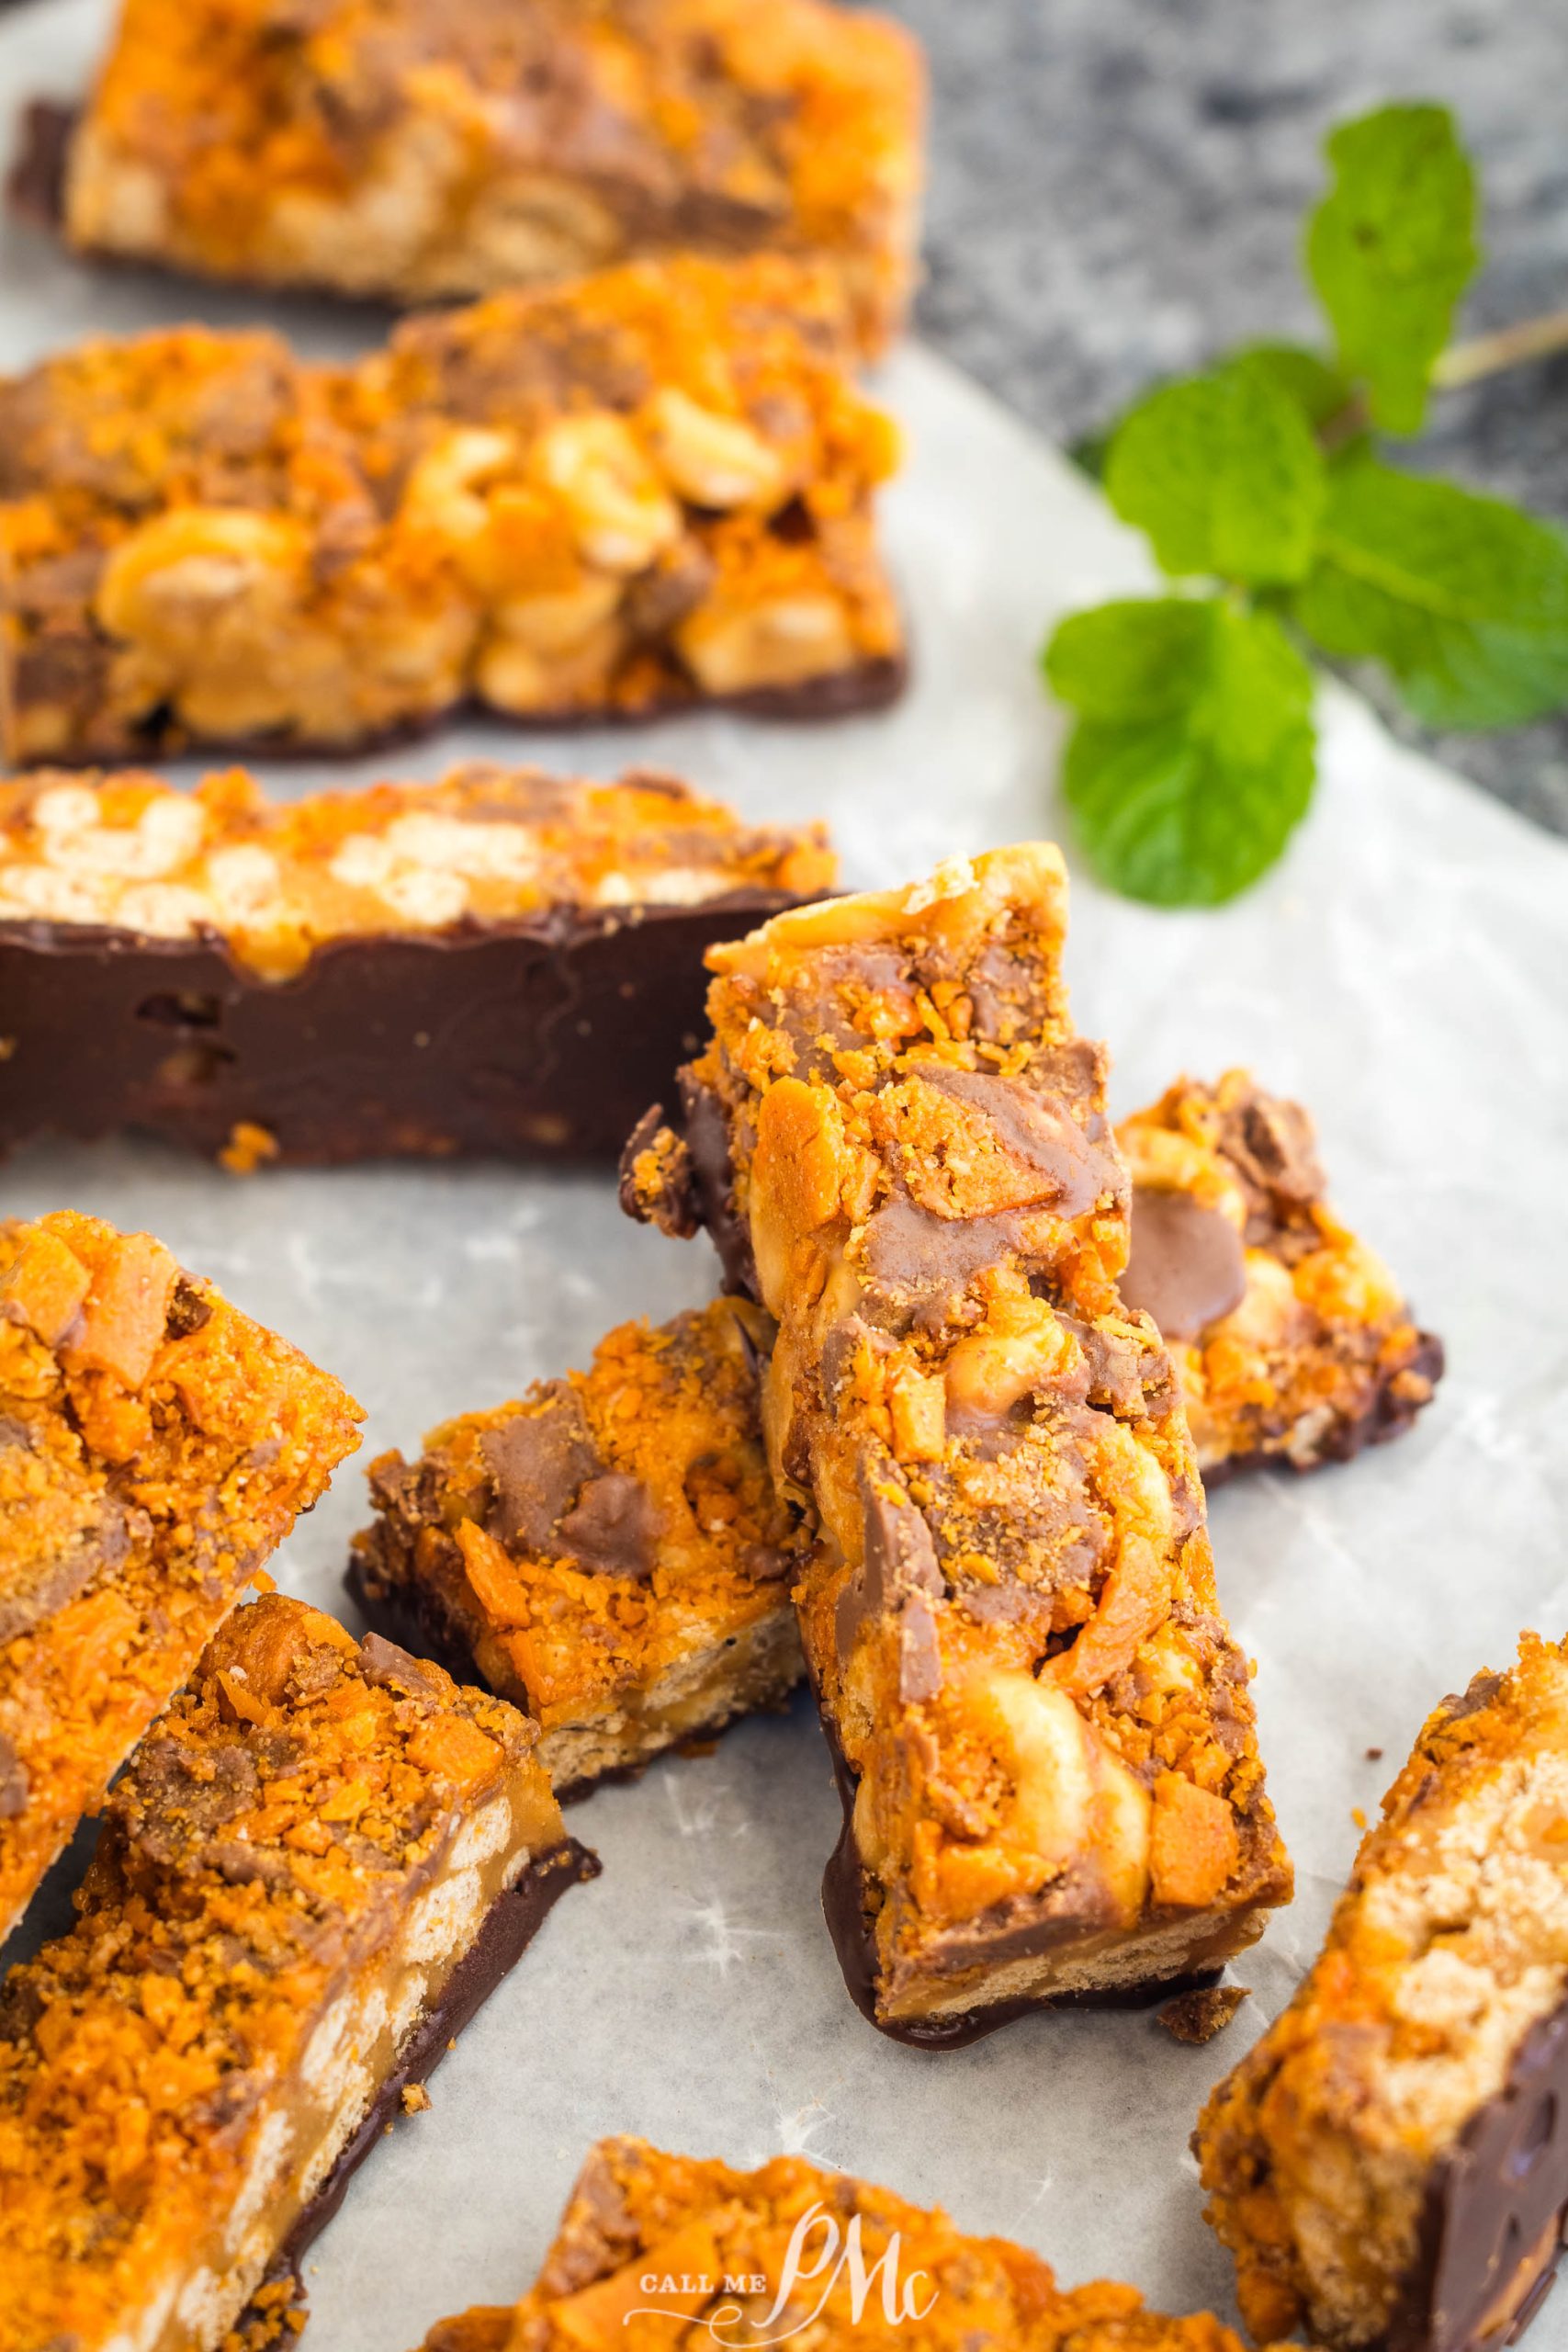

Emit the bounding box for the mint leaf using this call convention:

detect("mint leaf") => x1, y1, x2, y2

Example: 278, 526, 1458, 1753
1104, 358, 1325, 585
1291, 455, 1568, 728
1044, 599, 1316, 906
1228, 341, 1357, 434
1305, 104, 1479, 435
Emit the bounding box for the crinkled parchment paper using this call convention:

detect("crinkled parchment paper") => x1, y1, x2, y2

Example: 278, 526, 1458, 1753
4, 4, 1568, 2340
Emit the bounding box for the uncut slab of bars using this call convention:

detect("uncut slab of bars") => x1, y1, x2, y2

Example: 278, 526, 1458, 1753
416, 2133, 1280, 2352
0, 252, 902, 766
1197, 1633, 1568, 2352
0, 1209, 363, 1946
623, 845, 1292, 2041
350, 1299, 808, 1794
1118, 1070, 1442, 1480
28, 0, 924, 354
0, 1595, 592, 2352
0, 763, 834, 1164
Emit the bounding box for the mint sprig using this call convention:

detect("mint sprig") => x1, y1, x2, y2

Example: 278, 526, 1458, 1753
1044, 99, 1564, 908
1047, 600, 1315, 906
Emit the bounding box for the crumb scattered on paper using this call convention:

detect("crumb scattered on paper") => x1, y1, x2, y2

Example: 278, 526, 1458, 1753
1157, 1985, 1250, 2045
401, 2084, 432, 2115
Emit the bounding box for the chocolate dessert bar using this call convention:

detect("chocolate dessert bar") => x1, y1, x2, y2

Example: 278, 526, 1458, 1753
30, 0, 923, 354
0, 764, 834, 1164
350, 1299, 808, 1793
622, 847, 1291, 2042
0, 1209, 362, 1947
417, 2134, 1280, 2352
0, 254, 903, 766
1118, 1072, 1442, 1480
0, 1595, 592, 2352
1196, 1634, 1568, 2352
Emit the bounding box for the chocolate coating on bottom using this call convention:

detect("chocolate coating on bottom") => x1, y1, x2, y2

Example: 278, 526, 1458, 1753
0, 894, 799, 1166
1201, 1328, 1448, 1489
240, 1838, 599, 2337
1392, 1997, 1568, 2352
817, 1714, 1217, 2049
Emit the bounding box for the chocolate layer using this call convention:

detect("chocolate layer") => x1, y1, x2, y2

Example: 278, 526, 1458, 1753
1392, 1997, 1568, 2352
244, 1838, 599, 2335
0, 893, 798, 1165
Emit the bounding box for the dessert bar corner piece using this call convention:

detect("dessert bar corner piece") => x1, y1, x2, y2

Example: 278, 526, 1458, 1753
623, 846, 1292, 2042
0, 254, 903, 767
1196, 1633, 1568, 2352
1118, 1070, 1443, 1480
0, 1595, 593, 2352
0, 763, 835, 1165
416, 2133, 1281, 2352
349, 1298, 808, 1795
43, 0, 924, 355
0, 1209, 363, 1947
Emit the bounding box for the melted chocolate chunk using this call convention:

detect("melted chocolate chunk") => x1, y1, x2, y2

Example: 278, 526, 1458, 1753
356, 1630, 447, 1705
0, 1463, 138, 1647
481, 1391, 600, 1552
1214, 1086, 1325, 1233
480, 1394, 658, 1580
557, 1472, 660, 1578
1122, 1186, 1247, 1344
898, 1593, 942, 1702
676, 1067, 757, 1298
916, 1065, 1121, 1216
834, 1478, 943, 1669
857, 1197, 1024, 1335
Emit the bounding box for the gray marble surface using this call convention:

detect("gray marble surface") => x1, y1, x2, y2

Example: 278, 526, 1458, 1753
881, 0, 1568, 833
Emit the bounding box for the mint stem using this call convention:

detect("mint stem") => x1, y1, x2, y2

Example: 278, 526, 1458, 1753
1434, 308, 1568, 390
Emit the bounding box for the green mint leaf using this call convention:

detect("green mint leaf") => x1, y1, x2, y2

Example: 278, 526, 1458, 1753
1103, 358, 1325, 585
1305, 103, 1479, 435
1291, 455, 1568, 729
1044, 598, 1316, 906
1227, 341, 1357, 433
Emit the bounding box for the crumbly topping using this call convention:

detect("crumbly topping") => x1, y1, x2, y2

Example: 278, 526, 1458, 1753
354, 1299, 807, 1727
70, 0, 924, 348
1117, 1071, 1440, 1476
0, 254, 901, 759
0, 763, 835, 978
0, 1210, 364, 1939
624, 850, 1290, 1995
0, 1595, 548, 2352
420, 2135, 1277, 2352
1195, 1634, 1568, 2346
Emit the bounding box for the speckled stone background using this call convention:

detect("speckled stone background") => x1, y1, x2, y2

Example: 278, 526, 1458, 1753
878, 0, 1568, 834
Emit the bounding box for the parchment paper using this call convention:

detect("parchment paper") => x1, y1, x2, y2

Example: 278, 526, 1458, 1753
4, 5, 1568, 2339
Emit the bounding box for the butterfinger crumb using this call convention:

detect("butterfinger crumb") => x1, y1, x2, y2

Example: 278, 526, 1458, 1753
1158, 1984, 1250, 2044
401, 2084, 433, 2115
219, 1119, 281, 1175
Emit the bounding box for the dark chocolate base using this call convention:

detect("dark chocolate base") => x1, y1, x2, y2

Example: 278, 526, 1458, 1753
1202, 1328, 1446, 1491
817, 1715, 1217, 2050
240, 1838, 598, 2337
1391, 1997, 1568, 2352
0, 892, 802, 1167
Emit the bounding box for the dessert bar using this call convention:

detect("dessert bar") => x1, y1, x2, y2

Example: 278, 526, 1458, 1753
416, 2134, 1280, 2352
1196, 1633, 1568, 2352
0, 253, 903, 765
0, 763, 834, 1164
25, 0, 923, 354
349, 1298, 808, 1793
0, 1594, 593, 2352
1119, 1071, 1442, 1480
623, 847, 1292, 2041
0, 1208, 362, 1946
